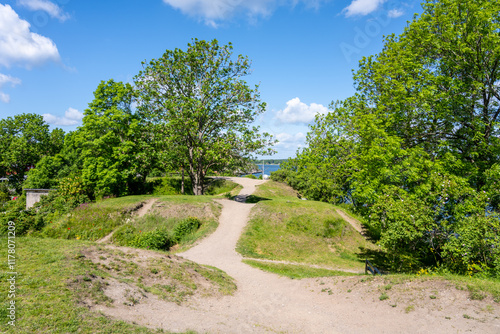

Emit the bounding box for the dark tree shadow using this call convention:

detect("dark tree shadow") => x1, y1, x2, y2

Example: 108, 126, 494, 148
233, 195, 271, 203
357, 247, 392, 274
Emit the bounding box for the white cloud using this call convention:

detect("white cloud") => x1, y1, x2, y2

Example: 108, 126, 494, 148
0, 73, 21, 103
388, 8, 404, 18
275, 132, 307, 149
18, 0, 70, 21
0, 4, 60, 68
343, 0, 385, 17
163, 0, 328, 26
0, 92, 10, 103
275, 97, 328, 124
43, 107, 83, 126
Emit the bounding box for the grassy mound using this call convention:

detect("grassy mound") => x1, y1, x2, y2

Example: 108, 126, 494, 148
40, 195, 222, 252
0, 237, 226, 333
237, 181, 376, 271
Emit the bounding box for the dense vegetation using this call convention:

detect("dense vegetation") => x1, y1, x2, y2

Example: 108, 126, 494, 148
273, 0, 500, 277
0, 39, 273, 205
0, 39, 274, 238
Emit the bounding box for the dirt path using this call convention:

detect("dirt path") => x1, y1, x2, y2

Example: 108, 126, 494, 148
95, 178, 500, 333
335, 208, 363, 234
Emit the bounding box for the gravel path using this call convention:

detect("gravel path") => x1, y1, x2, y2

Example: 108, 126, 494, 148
95, 177, 500, 333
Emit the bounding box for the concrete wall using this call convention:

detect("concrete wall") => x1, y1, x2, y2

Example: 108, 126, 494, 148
25, 189, 53, 209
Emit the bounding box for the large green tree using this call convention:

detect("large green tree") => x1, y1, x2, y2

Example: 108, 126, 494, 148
0, 113, 62, 193
74, 79, 157, 198
135, 39, 275, 195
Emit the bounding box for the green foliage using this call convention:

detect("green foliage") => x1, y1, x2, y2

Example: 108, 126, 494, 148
114, 216, 202, 251
172, 217, 201, 243
151, 177, 238, 196
24, 154, 70, 189
278, 0, 500, 277
237, 181, 372, 270
57, 175, 90, 207
0, 182, 10, 207
130, 228, 173, 250
41, 201, 125, 241
72, 79, 157, 199
135, 39, 276, 195
0, 113, 62, 193
152, 177, 193, 195
0, 195, 34, 235
0, 186, 90, 237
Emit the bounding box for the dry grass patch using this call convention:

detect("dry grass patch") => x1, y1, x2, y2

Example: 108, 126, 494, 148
78, 245, 237, 306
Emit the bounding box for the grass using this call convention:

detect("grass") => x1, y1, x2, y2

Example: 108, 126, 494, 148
379, 293, 389, 301
80, 247, 237, 304
236, 181, 375, 271
0, 237, 196, 333
40, 195, 156, 241
368, 273, 500, 303
242, 260, 360, 279
39, 193, 222, 252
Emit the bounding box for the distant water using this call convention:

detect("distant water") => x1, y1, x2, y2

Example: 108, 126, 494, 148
248, 164, 281, 178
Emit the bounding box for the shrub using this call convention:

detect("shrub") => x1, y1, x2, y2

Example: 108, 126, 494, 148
152, 177, 194, 195
130, 228, 173, 250
0, 195, 36, 235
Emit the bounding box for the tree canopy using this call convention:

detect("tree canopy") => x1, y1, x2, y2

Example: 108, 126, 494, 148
135, 39, 275, 195
275, 0, 500, 276
0, 113, 62, 192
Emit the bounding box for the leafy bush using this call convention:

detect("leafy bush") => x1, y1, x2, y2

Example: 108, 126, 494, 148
172, 217, 201, 242
152, 177, 194, 195
113, 216, 202, 250
130, 228, 173, 250
0, 195, 36, 235
0, 182, 11, 207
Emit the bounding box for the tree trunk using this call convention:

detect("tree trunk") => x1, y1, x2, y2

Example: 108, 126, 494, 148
192, 170, 204, 195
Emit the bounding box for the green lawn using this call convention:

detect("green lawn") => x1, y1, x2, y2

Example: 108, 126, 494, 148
0, 237, 205, 333
237, 181, 376, 271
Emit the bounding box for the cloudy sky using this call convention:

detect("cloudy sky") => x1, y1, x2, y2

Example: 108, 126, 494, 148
0, 0, 421, 158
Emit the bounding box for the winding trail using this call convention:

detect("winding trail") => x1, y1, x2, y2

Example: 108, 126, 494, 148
96, 178, 500, 333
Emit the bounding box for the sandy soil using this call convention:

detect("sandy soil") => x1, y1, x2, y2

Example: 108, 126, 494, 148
92, 177, 500, 333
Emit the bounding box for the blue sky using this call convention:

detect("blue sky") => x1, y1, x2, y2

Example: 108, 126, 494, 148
0, 0, 423, 159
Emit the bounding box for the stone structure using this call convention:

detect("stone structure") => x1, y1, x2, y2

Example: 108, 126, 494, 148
24, 189, 54, 209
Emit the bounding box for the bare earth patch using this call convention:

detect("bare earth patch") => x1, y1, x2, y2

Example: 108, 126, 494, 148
82, 178, 500, 333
